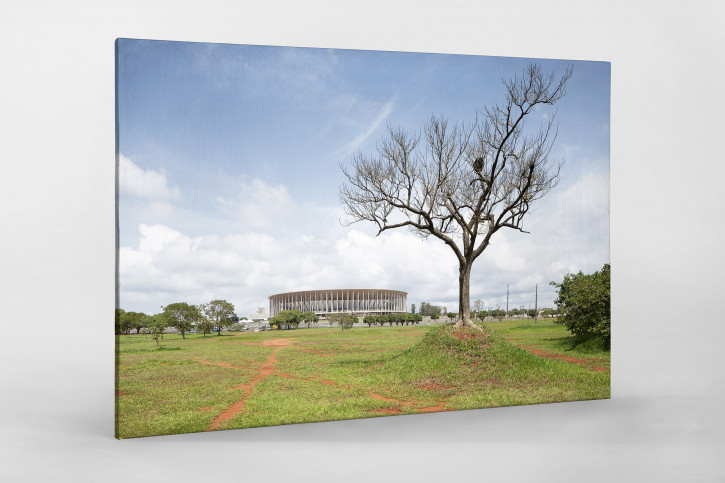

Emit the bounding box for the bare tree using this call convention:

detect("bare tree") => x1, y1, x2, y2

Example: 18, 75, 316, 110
472, 299, 486, 321
340, 64, 571, 330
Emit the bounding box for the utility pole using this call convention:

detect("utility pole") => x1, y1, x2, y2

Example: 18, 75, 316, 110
506, 285, 509, 318
535, 284, 538, 323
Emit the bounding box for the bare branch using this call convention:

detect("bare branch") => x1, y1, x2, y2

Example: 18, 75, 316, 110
339, 63, 572, 325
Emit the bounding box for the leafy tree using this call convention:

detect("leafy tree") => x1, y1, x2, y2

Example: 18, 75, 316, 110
419, 302, 443, 318
271, 310, 303, 330
340, 314, 357, 330
115, 308, 125, 334
119, 311, 146, 335
196, 319, 214, 337
201, 299, 236, 336
119, 312, 133, 335
411, 304, 416, 314
447, 312, 457, 318
363, 315, 376, 327
551, 264, 611, 343
162, 302, 201, 339
269, 315, 282, 330
140, 314, 154, 333
419, 302, 428, 316
340, 64, 571, 330
301, 311, 319, 329
526, 308, 537, 318
377, 315, 389, 327
327, 313, 357, 331
149, 314, 167, 346
129, 312, 149, 334
229, 322, 245, 332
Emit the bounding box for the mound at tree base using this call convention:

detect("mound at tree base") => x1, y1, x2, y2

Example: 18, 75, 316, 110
453, 317, 485, 332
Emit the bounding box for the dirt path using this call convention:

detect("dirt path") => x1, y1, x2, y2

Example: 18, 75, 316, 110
202, 336, 449, 431
369, 392, 449, 413
516, 345, 609, 371
205, 339, 296, 432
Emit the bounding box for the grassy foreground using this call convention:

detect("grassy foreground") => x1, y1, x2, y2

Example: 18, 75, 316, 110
115, 323, 609, 438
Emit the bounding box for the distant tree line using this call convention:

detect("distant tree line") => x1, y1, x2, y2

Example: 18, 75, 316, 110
362, 313, 423, 327
268, 310, 319, 330
468, 303, 559, 322
117, 302, 439, 342
115, 299, 239, 344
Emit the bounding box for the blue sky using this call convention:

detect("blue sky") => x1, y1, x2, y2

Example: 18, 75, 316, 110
117, 39, 610, 316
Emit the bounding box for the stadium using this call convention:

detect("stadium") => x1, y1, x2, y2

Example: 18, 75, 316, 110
269, 289, 407, 318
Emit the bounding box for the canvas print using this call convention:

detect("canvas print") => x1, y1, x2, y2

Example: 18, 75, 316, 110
115, 39, 610, 439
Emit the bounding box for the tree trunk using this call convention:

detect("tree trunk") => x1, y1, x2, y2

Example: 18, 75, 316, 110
454, 262, 482, 331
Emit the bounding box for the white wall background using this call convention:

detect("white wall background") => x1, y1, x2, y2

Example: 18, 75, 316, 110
1, 1, 723, 481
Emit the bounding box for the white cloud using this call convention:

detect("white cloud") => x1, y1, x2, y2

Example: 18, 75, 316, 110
119, 222, 454, 316
216, 178, 295, 233
119, 154, 181, 201
216, 177, 347, 238
119, 169, 609, 316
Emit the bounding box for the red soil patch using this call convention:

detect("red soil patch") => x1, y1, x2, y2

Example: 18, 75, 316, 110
261, 339, 296, 347
370, 392, 413, 406
451, 330, 489, 342
374, 408, 402, 414
518, 346, 609, 371
369, 392, 450, 413
206, 339, 296, 432
417, 402, 448, 413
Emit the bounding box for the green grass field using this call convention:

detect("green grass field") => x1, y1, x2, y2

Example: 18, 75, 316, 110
115, 321, 610, 438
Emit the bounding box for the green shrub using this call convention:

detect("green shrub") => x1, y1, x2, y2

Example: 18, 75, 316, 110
551, 264, 610, 343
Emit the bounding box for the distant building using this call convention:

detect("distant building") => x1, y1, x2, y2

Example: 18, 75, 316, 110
269, 289, 407, 318
249, 307, 267, 321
